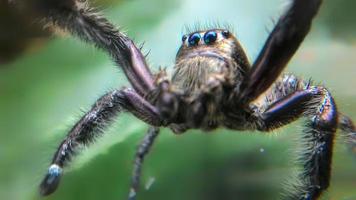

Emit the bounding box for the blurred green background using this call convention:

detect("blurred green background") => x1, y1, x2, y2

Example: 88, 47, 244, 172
0, 0, 355, 199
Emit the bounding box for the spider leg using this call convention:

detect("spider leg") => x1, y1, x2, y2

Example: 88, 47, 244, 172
128, 127, 160, 200
39, 88, 162, 196
34, 0, 155, 96
252, 86, 337, 200
238, 0, 322, 104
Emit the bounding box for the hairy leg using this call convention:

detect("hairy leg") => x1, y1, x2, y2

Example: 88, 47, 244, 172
129, 127, 160, 200
227, 73, 341, 199
27, 0, 155, 96
242, 75, 338, 200
40, 88, 162, 196
238, 0, 322, 104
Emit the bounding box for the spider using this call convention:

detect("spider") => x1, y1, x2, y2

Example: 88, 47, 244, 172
34, 0, 356, 199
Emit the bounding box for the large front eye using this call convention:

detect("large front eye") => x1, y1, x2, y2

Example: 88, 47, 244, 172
188, 33, 201, 46
204, 31, 217, 45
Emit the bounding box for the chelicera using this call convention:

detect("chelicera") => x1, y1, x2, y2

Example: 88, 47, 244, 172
35, 0, 356, 199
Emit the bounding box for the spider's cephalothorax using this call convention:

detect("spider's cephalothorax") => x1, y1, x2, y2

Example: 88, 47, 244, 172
173, 29, 249, 94
157, 29, 252, 132
36, 0, 356, 199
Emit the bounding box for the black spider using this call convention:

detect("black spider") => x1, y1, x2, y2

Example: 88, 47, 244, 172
28, 0, 356, 199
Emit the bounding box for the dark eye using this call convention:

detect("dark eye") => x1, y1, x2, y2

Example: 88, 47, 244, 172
182, 35, 187, 42
204, 31, 217, 44
221, 30, 230, 38
188, 33, 201, 46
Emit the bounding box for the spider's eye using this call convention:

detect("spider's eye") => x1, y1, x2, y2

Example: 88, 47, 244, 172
188, 33, 201, 46
182, 35, 187, 43
203, 31, 217, 45
221, 30, 230, 38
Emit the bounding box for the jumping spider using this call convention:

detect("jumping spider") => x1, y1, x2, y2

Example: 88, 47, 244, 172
34, 0, 356, 199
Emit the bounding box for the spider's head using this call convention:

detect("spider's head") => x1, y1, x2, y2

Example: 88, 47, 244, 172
172, 29, 250, 92
176, 29, 249, 66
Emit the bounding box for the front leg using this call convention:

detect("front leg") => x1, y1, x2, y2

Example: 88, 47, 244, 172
31, 0, 155, 96
238, 0, 322, 104
39, 88, 162, 196
250, 84, 338, 200
259, 88, 337, 200
229, 71, 356, 199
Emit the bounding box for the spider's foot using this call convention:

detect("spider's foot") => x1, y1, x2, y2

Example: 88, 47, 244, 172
39, 164, 62, 196
128, 188, 137, 200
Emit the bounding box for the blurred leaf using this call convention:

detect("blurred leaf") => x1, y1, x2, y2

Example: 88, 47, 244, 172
319, 0, 356, 42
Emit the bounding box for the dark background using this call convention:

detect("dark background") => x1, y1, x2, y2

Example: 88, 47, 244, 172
0, 0, 355, 199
